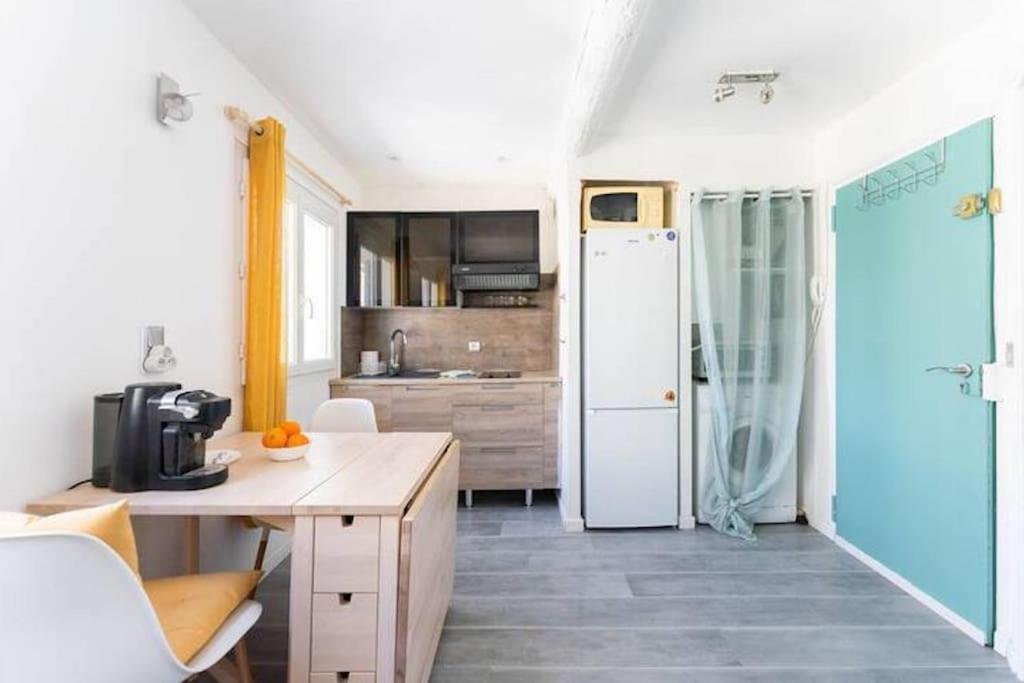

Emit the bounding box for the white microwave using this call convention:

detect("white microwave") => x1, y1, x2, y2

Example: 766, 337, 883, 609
582, 186, 664, 231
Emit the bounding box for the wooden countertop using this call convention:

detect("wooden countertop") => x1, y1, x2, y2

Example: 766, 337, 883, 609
330, 370, 561, 387
26, 431, 453, 517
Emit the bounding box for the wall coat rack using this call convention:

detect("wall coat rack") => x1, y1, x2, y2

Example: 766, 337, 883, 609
856, 138, 946, 210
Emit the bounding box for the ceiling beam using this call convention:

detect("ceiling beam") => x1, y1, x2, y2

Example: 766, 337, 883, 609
552, 0, 651, 164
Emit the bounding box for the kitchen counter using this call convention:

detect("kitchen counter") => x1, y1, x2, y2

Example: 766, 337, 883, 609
330, 370, 561, 386
330, 371, 562, 492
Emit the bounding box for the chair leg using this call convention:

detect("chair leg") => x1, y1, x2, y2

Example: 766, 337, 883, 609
234, 638, 254, 683
253, 526, 272, 572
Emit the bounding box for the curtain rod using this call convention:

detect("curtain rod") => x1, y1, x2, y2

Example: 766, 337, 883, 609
693, 189, 814, 201
224, 106, 353, 207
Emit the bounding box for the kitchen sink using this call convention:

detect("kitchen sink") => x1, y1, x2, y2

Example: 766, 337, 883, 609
355, 369, 441, 380
478, 369, 522, 379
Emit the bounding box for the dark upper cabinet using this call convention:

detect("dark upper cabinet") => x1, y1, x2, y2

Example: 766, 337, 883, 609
346, 212, 456, 307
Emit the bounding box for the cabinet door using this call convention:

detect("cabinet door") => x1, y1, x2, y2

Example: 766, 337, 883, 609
331, 384, 392, 432
347, 213, 401, 307
543, 382, 561, 488
391, 385, 452, 432
403, 214, 455, 307
397, 442, 459, 683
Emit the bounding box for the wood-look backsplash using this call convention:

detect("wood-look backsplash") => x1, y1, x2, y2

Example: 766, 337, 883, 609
341, 276, 557, 374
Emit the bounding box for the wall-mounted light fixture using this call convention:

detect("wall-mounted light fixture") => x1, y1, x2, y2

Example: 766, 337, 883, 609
713, 70, 779, 105
157, 73, 198, 125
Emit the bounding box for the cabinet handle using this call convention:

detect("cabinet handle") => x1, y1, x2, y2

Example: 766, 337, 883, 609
405, 386, 440, 392
481, 384, 515, 390
481, 405, 515, 412
480, 446, 518, 454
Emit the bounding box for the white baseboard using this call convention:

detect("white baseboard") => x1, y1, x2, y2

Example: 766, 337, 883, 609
834, 535, 988, 646
557, 490, 585, 533
678, 514, 696, 529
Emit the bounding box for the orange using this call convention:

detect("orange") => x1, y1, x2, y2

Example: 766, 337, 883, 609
262, 427, 288, 448
286, 433, 310, 448
280, 420, 302, 436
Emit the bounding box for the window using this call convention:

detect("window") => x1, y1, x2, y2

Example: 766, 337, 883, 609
283, 175, 339, 374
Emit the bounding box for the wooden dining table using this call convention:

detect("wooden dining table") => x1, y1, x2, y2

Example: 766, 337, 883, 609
28, 430, 461, 683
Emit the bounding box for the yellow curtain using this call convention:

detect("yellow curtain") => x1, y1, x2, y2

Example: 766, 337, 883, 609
243, 117, 287, 431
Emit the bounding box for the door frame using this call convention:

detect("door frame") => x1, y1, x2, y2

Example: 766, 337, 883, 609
819, 87, 1024, 650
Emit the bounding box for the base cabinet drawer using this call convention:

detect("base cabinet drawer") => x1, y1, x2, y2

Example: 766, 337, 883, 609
310, 673, 375, 683
311, 593, 378, 673
453, 404, 543, 447
391, 385, 452, 432
451, 382, 542, 406
314, 516, 379, 593
460, 446, 543, 489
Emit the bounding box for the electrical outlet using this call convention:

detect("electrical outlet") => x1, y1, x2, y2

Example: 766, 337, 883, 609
468, 340, 481, 352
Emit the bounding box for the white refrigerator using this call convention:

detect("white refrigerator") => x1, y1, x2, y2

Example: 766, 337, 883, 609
583, 227, 679, 528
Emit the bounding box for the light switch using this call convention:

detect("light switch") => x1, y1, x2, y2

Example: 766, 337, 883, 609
468, 340, 481, 352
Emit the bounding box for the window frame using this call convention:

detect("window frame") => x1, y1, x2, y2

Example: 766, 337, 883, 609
284, 167, 342, 377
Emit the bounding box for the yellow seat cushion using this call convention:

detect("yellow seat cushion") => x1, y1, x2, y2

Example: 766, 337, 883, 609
24, 499, 140, 577
144, 570, 261, 663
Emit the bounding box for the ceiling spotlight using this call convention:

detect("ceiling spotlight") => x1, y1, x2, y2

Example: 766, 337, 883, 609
713, 70, 779, 105
713, 85, 737, 103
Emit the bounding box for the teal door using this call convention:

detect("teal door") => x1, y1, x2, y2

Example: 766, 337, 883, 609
836, 119, 995, 641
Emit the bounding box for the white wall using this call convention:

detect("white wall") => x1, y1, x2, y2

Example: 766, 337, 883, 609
579, 133, 817, 189
0, 0, 360, 576
809, 0, 1024, 669
359, 183, 558, 273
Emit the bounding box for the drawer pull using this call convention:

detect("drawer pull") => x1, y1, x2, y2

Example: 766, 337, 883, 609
336, 675, 350, 682
338, 593, 353, 605
480, 446, 518, 454
341, 515, 355, 527
481, 384, 515, 390
481, 405, 515, 412
405, 386, 439, 392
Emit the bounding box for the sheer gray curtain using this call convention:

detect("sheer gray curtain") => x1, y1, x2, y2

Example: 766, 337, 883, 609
692, 188, 806, 540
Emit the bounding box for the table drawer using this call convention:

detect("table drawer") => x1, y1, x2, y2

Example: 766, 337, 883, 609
314, 516, 379, 593
311, 593, 377, 672
460, 445, 543, 489
451, 382, 542, 406
453, 404, 543, 447
310, 673, 375, 683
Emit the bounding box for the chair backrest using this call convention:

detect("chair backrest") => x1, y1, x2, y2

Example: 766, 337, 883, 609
0, 531, 186, 683
310, 398, 379, 433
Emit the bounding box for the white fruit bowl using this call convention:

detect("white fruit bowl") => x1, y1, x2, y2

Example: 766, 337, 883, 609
262, 443, 310, 462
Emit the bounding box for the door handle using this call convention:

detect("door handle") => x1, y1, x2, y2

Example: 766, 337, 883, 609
925, 363, 973, 378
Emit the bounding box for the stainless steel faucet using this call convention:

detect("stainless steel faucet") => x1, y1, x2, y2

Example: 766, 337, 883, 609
388, 329, 408, 376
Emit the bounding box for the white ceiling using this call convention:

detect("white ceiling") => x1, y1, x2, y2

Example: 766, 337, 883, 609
185, 0, 995, 185
597, 0, 996, 140
183, 0, 588, 185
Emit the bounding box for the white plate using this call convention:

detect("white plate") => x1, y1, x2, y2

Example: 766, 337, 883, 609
205, 449, 241, 466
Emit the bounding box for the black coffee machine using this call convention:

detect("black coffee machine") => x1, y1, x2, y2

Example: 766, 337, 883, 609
110, 382, 231, 492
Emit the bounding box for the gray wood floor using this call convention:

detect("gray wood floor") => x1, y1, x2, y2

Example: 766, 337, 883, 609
232, 491, 1013, 682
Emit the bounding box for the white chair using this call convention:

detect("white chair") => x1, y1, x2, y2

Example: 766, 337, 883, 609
0, 531, 261, 683
310, 398, 379, 433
